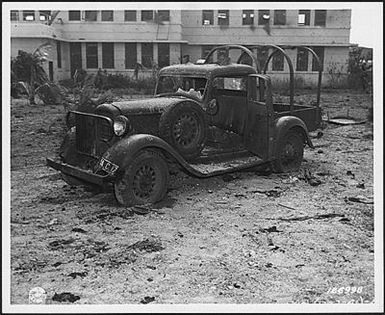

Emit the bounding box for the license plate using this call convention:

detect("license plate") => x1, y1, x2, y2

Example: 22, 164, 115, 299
99, 158, 119, 175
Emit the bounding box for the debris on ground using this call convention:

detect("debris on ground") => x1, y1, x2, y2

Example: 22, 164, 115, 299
303, 169, 322, 186
345, 196, 374, 204
71, 228, 87, 233
48, 238, 75, 250
68, 271, 88, 279
52, 292, 80, 303
127, 237, 165, 253
140, 296, 155, 304
275, 213, 345, 222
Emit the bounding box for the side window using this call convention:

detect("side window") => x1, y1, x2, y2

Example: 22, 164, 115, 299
212, 77, 247, 97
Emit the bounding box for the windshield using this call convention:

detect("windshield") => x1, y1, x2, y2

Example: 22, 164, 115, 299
156, 75, 207, 100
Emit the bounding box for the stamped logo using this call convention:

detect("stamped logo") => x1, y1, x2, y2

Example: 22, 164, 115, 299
29, 287, 47, 304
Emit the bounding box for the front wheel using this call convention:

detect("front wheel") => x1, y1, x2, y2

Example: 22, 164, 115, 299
113, 150, 169, 206
272, 130, 304, 173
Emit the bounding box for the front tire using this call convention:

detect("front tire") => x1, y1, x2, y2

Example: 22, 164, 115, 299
113, 150, 169, 206
273, 130, 304, 173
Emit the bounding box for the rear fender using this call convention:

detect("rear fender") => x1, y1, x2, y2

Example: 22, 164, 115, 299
273, 116, 314, 157
99, 134, 204, 178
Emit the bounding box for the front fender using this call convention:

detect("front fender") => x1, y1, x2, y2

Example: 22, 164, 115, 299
99, 134, 206, 178
273, 116, 314, 154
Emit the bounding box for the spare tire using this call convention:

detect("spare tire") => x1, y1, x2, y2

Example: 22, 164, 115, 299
159, 101, 207, 160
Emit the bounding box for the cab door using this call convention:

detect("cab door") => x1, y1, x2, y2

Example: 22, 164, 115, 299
243, 74, 274, 160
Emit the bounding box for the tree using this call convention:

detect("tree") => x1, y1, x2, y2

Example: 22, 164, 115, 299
11, 43, 51, 105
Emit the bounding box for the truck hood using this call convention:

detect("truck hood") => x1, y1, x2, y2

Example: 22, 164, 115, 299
109, 96, 189, 115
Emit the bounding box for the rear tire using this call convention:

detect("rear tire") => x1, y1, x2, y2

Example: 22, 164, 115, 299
273, 130, 304, 173
113, 150, 169, 206
159, 102, 207, 160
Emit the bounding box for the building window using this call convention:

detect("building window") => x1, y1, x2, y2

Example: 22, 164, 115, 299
68, 11, 81, 21
218, 10, 229, 26
101, 10, 113, 21
125, 43, 137, 69
296, 48, 308, 71
274, 10, 286, 25
242, 10, 254, 25
23, 11, 35, 21
298, 10, 310, 25
157, 10, 170, 22
311, 47, 325, 71
314, 10, 327, 26
124, 10, 136, 21
202, 10, 214, 25
86, 43, 98, 69
257, 47, 269, 70
141, 43, 153, 68
85, 11, 97, 21
272, 51, 284, 71
258, 10, 270, 25
141, 10, 153, 21
10, 10, 19, 21
102, 43, 114, 68
56, 41, 62, 68
158, 43, 170, 68
39, 11, 51, 21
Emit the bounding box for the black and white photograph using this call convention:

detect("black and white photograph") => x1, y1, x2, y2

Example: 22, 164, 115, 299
2, 1, 383, 313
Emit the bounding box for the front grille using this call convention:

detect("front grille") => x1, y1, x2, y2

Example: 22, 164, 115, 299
73, 111, 113, 157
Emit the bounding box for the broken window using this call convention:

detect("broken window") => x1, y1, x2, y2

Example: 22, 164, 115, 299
102, 43, 114, 68
296, 47, 309, 71
23, 11, 35, 21
201, 45, 215, 62
39, 11, 51, 21
125, 43, 137, 69
68, 11, 81, 21
298, 9, 310, 25
141, 10, 153, 21
242, 10, 254, 25
257, 47, 269, 70
272, 51, 284, 71
274, 10, 286, 25
124, 10, 136, 21
11, 10, 19, 21
85, 11, 97, 21
314, 10, 327, 26
258, 10, 270, 25
56, 41, 62, 68
86, 43, 98, 69
158, 43, 170, 68
157, 10, 170, 21
202, 10, 214, 25
218, 10, 229, 26
141, 43, 153, 68
101, 10, 113, 21
311, 46, 325, 71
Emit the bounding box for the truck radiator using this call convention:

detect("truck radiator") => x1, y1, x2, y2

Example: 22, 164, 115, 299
73, 112, 113, 157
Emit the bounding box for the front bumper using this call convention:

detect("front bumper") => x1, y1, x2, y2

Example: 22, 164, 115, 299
46, 157, 113, 186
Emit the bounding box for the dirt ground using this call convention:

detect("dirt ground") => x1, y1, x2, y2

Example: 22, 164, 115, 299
8, 89, 376, 305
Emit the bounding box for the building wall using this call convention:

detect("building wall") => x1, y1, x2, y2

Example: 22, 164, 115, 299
10, 9, 353, 87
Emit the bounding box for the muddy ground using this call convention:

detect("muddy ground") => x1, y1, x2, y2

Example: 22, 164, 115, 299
9, 89, 375, 305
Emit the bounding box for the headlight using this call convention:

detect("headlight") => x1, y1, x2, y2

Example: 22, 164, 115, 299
113, 116, 130, 136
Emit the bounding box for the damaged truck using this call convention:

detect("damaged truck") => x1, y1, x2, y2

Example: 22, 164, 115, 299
47, 44, 323, 206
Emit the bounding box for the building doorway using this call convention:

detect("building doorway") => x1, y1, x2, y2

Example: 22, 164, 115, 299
48, 61, 54, 81
70, 42, 82, 77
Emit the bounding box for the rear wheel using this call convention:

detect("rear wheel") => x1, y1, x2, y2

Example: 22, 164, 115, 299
114, 150, 169, 206
273, 130, 304, 173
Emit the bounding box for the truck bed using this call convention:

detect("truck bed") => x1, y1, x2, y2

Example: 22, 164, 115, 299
273, 102, 322, 132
